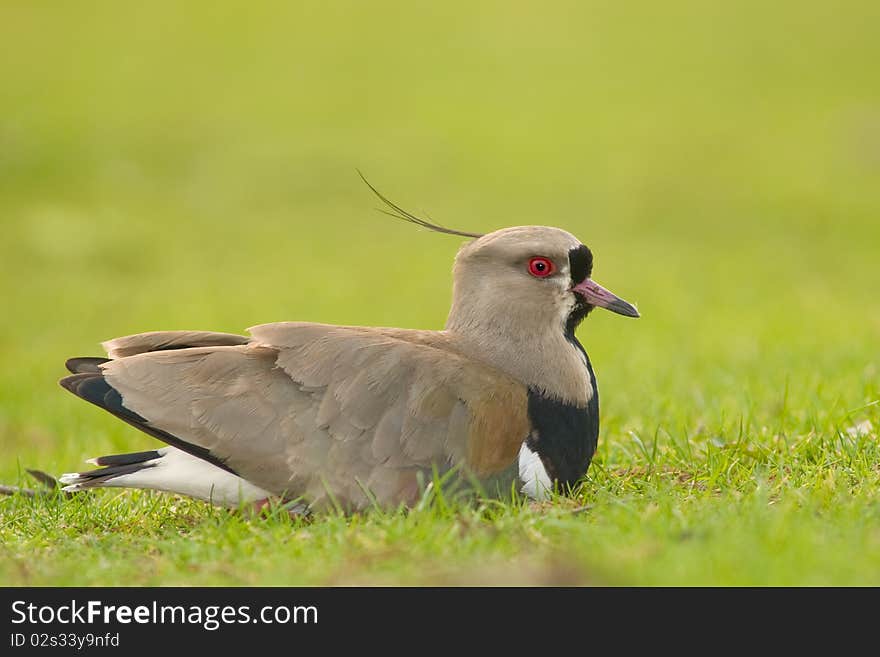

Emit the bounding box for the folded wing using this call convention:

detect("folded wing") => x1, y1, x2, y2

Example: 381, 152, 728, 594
66, 324, 529, 510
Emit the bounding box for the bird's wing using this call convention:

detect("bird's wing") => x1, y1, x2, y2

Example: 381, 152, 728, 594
69, 323, 529, 510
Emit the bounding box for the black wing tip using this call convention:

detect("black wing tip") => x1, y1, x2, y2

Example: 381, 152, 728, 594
59, 371, 238, 477
58, 372, 145, 424
59, 371, 103, 399
59, 372, 93, 394
65, 357, 111, 374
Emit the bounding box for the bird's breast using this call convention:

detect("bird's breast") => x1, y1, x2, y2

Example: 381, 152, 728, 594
522, 337, 600, 490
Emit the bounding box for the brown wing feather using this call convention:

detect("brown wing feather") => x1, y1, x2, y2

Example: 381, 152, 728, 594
97, 323, 529, 510
102, 331, 249, 358
250, 323, 529, 475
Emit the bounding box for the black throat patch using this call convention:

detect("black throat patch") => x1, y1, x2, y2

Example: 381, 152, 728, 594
524, 244, 600, 491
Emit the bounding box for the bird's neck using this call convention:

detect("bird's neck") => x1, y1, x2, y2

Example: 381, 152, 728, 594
447, 315, 600, 489
445, 320, 595, 407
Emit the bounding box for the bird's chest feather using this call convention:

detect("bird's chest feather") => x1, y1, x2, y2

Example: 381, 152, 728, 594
519, 338, 599, 496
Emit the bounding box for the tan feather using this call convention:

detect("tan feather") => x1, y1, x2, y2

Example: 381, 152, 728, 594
102, 331, 248, 359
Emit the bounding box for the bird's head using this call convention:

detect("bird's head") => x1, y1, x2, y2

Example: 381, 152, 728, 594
358, 173, 639, 343
447, 225, 639, 338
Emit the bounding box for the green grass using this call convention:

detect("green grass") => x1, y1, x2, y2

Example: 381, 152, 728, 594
1, 0, 879, 585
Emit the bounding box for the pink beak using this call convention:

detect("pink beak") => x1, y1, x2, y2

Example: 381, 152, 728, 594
571, 279, 640, 318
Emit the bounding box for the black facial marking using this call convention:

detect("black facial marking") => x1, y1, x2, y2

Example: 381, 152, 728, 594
568, 244, 593, 285
565, 244, 595, 334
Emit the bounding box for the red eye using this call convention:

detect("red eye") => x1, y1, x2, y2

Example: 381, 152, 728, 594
527, 257, 555, 277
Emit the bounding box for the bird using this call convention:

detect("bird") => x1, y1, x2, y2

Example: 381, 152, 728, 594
58, 182, 639, 513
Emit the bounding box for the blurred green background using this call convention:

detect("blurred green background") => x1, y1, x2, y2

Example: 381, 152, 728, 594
1, 2, 879, 584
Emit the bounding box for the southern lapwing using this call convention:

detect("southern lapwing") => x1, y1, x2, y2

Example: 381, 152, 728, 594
58, 186, 639, 512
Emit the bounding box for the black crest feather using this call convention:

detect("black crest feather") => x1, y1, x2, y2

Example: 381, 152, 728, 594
357, 170, 484, 239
